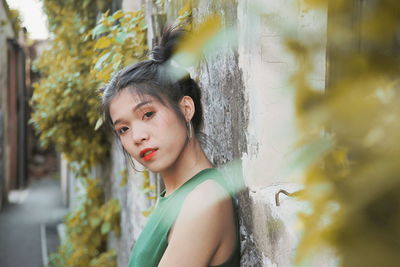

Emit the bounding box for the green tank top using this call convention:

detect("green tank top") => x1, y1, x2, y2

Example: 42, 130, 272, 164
128, 168, 240, 267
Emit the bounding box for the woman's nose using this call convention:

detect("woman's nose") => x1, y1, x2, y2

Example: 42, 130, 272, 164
132, 126, 149, 145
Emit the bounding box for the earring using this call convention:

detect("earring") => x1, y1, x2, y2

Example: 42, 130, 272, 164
187, 121, 193, 139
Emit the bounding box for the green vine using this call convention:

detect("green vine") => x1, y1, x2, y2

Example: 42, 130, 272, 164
89, 9, 147, 85
48, 178, 120, 267
30, 0, 110, 176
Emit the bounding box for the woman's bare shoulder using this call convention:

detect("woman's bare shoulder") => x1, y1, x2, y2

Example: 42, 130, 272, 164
191, 178, 231, 199
185, 178, 236, 237
158, 178, 234, 266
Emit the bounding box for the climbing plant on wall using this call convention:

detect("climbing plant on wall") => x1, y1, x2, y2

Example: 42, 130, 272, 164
30, 0, 110, 175
31, 2, 147, 177
48, 178, 121, 267
90, 9, 147, 84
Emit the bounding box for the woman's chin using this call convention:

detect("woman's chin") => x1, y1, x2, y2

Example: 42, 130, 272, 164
143, 163, 164, 174
140, 157, 176, 174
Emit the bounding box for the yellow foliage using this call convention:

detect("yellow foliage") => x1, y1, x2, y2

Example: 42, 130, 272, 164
89, 250, 117, 267
172, 13, 221, 70
94, 36, 113, 49
177, 14, 221, 55
174, 0, 192, 30
30, 0, 110, 177
48, 178, 120, 267
288, 1, 400, 266
141, 169, 157, 217
90, 9, 147, 84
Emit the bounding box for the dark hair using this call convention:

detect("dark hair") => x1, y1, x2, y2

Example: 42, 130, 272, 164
101, 27, 204, 163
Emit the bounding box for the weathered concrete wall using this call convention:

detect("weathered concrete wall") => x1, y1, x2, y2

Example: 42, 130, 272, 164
194, 1, 248, 165
122, 0, 143, 11
238, 0, 333, 266
189, 1, 258, 266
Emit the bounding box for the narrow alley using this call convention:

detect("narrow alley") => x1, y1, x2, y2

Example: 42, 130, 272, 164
0, 177, 67, 267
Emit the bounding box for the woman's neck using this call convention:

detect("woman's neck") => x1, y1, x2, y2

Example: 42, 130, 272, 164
160, 138, 213, 197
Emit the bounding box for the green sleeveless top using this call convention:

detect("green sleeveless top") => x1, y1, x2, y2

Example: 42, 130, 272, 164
128, 168, 240, 267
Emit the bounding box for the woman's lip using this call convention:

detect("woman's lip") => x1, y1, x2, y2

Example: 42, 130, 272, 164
140, 148, 157, 158
143, 150, 157, 161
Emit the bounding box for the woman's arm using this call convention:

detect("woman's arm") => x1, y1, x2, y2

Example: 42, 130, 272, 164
158, 179, 234, 267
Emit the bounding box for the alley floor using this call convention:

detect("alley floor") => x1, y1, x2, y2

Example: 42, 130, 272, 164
0, 177, 68, 267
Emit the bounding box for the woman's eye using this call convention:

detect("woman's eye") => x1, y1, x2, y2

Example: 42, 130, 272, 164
117, 126, 129, 135
143, 111, 155, 119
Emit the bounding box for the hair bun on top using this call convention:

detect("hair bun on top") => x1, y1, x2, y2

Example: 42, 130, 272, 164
151, 26, 186, 63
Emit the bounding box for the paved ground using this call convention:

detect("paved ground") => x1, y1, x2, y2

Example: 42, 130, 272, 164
0, 177, 68, 267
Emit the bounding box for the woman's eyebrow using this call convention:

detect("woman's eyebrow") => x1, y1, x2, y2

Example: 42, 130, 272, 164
113, 119, 123, 126
133, 100, 153, 112
112, 100, 153, 126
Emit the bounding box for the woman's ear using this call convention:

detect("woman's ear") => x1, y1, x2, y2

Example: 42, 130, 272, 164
179, 96, 195, 122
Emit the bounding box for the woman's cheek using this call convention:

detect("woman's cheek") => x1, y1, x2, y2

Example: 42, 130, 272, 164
120, 137, 134, 157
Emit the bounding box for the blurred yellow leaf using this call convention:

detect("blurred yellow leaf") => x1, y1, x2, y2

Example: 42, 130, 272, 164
112, 10, 124, 20
94, 36, 113, 49
176, 14, 221, 57
178, 1, 192, 17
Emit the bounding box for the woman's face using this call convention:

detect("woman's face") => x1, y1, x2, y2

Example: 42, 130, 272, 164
109, 88, 188, 173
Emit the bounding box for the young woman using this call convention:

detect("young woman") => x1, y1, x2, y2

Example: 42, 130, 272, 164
102, 28, 240, 267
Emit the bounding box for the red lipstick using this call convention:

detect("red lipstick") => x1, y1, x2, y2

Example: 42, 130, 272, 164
140, 148, 158, 161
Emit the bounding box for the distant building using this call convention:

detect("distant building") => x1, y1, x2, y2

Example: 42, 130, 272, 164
0, 0, 29, 209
